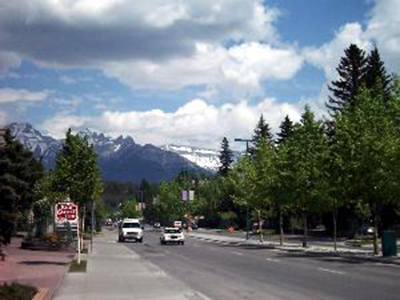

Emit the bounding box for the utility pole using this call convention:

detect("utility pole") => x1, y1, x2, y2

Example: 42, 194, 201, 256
234, 138, 252, 240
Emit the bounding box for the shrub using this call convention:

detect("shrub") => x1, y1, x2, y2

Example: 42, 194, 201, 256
0, 282, 37, 300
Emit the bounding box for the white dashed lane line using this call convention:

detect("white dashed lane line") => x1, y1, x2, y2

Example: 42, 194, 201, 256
318, 268, 346, 275
265, 258, 281, 263
231, 251, 244, 256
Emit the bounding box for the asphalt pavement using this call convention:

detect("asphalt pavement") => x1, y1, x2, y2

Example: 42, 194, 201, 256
124, 229, 400, 300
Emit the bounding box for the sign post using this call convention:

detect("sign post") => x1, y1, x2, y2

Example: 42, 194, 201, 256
55, 202, 80, 262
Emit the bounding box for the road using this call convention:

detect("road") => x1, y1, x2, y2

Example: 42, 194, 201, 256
123, 230, 400, 300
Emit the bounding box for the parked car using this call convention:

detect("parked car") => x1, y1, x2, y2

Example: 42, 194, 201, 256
160, 227, 185, 245
118, 218, 144, 243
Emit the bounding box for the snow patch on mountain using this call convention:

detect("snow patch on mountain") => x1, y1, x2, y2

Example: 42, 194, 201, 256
161, 144, 222, 172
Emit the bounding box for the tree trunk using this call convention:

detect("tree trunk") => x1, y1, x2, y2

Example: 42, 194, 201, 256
302, 212, 308, 248
372, 211, 379, 256
258, 209, 263, 243
279, 207, 284, 246
333, 210, 337, 252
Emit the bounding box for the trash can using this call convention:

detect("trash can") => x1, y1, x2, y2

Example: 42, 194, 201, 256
382, 230, 397, 257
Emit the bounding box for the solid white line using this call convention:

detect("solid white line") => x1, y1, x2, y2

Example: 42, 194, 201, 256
318, 267, 345, 275
231, 251, 243, 256
265, 258, 281, 263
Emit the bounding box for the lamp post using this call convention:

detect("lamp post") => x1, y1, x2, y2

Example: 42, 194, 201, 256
234, 138, 252, 240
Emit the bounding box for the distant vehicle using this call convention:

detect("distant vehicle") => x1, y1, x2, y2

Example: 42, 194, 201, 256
118, 218, 143, 243
105, 218, 113, 226
160, 227, 185, 245
153, 222, 161, 229
173, 221, 182, 228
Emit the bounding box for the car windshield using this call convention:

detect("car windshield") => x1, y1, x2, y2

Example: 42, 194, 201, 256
123, 223, 140, 228
165, 229, 180, 234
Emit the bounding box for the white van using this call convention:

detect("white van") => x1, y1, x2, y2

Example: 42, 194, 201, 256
118, 218, 144, 243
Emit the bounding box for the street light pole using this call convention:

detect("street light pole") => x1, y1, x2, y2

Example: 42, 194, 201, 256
234, 138, 252, 240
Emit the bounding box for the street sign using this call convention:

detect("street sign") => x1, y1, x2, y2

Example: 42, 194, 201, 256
181, 191, 188, 202
55, 202, 79, 225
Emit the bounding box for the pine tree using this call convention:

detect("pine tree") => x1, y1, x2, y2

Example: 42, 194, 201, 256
327, 44, 367, 115
218, 137, 233, 176
0, 130, 43, 246
250, 115, 273, 156
365, 46, 392, 101
276, 115, 294, 144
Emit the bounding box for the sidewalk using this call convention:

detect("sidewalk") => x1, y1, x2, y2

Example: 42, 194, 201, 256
188, 230, 400, 259
0, 237, 74, 300
53, 230, 210, 300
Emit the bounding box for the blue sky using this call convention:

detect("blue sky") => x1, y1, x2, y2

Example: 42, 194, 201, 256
0, 0, 399, 149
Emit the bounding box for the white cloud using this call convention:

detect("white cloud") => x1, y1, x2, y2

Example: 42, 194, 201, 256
40, 114, 92, 139
0, 0, 303, 95
104, 42, 303, 94
0, 88, 51, 103
0, 110, 7, 126
303, 0, 400, 80
40, 98, 301, 148
365, 0, 400, 72
303, 23, 371, 80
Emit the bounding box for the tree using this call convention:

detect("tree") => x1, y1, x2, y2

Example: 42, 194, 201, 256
272, 140, 297, 246
333, 88, 400, 254
289, 107, 329, 247
250, 115, 273, 156
52, 129, 103, 238
0, 130, 43, 246
365, 46, 392, 101
327, 44, 367, 115
218, 137, 233, 176
276, 115, 294, 145
121, 197, 140, 219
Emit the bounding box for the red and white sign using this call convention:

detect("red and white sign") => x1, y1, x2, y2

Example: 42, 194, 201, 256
55, 202, 78, 225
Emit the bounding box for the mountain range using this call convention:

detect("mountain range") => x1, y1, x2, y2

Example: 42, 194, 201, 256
8, 123, 225, 182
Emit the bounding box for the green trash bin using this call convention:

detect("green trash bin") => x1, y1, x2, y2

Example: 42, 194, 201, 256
382, 230, 397, 257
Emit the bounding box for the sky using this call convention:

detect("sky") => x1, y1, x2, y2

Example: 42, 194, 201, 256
1, 0, 399, 149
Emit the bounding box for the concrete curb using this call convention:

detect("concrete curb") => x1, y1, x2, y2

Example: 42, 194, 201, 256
188, 234, 400, 265
32, 288, 49, 300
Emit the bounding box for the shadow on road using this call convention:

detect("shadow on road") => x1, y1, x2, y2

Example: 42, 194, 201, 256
19, 260, 69, 266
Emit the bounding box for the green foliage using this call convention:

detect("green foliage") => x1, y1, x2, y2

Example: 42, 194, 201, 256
365, 46, 392, 101
0, 130, 43, 246
327, 44, 367, 115
276, 115, 294, 144
53, 129, 103, 208
0, 282, 37, 300
334, 88, 400, 215
218, 137, 233, 176
289, 106, 330, 215
250, 115, 273, 156
153, 182, 184, 225
121, 197, 140, 219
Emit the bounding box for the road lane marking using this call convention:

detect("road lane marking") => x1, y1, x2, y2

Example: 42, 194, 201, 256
265, 258, 281, 263
318, 268, 345, 275
231, 251, 243, 256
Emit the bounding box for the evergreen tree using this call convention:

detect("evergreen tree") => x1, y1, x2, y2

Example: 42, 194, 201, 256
365, 46, 392, 101
250, 115, 273, 156
327, 44, 367, 115
0, 130, 43, 246
218, 137, 233, 176
276, 115, 294, 144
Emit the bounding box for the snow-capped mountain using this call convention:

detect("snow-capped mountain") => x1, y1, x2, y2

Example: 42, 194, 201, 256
161, 144, 220, 172
7, 123, 208, 182
161, 144, 241, 172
